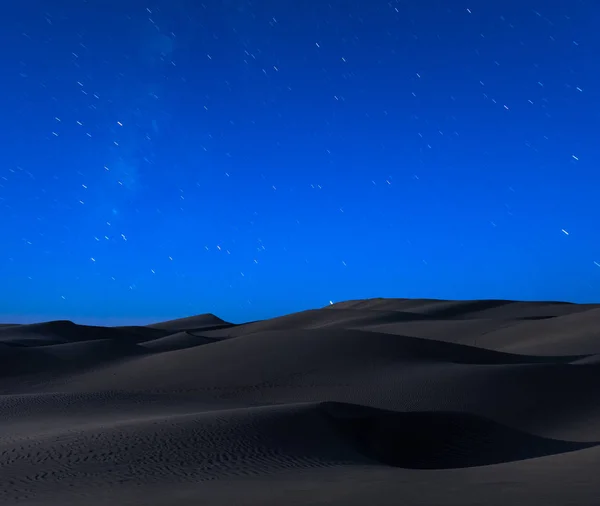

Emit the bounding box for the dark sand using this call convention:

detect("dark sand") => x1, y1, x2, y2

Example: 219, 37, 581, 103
2, 298, 600, 505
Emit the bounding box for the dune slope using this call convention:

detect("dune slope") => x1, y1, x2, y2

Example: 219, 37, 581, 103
2, 297, 600, 505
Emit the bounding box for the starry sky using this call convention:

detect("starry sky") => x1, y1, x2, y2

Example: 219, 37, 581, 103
1, 1, 599, 325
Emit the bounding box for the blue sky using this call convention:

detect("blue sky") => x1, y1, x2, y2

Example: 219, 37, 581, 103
1, 1, 599, 324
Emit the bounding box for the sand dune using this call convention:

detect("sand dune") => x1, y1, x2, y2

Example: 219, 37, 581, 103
2, 298, 600, 505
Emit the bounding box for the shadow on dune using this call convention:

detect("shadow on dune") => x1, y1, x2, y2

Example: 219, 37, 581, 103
320, 402, 598, 469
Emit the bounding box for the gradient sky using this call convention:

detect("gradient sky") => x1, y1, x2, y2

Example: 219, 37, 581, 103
1, 1, 599, 325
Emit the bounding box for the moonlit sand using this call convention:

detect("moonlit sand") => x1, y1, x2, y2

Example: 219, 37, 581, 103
2, 298, 600, 505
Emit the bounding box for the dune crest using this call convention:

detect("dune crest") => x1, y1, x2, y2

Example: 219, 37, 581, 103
2, 297, 600, 505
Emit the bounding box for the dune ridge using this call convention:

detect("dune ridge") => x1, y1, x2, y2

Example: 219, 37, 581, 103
2, 297, 600, 505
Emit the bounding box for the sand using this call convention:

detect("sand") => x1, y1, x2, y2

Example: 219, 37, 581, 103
2, 297, 600, 505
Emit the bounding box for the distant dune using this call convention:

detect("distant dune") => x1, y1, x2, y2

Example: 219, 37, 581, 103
2, 298, 600, 505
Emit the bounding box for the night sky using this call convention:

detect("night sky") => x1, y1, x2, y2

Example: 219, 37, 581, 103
1, 1, 599, 325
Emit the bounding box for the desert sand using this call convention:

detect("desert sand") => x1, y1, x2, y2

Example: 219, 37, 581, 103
2, 297, 600, 505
